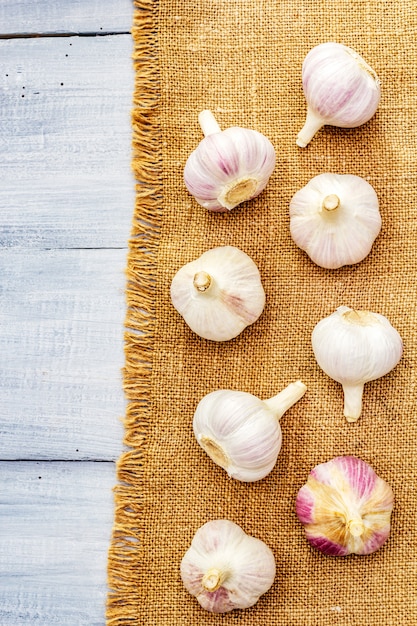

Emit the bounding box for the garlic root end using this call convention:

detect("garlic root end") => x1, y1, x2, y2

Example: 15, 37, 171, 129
199, 435, 230, 470
219, 177, 258, 210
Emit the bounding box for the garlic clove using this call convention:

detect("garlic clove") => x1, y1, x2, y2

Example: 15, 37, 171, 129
184, 110, 276, 211
296, 456, 394, 556
193, 381, 307, 481
312, 306, 403, 421
297, 42, 381, 147
289, 173, 382, 269
180, 519, 276, 612
170, 246, 266, 342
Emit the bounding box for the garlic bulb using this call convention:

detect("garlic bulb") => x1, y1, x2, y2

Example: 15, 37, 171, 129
296, 456, 394, 556
180, 519, 276, 612
312, 306, 403, 422
297, 42, 381, 147
289, 173, 381, 269
170, 246, 265, 341
193, 380, 307, 481
184, 110, 276, 211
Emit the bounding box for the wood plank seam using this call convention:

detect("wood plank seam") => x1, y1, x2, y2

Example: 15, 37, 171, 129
0, 31, 131, 39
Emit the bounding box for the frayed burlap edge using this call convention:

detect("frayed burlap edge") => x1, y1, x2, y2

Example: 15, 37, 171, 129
106, 1, 161, 623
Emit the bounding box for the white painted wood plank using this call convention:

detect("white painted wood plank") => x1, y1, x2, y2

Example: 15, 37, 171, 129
0, 0, 133, 35
0, 460, 116, 625
0, 35, 135, 249
0, 248, 126, 460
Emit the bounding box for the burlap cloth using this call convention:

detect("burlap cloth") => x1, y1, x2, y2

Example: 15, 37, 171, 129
107, 1, 417, 624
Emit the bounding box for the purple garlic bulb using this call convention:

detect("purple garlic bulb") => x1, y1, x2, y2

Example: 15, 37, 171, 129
296, 456, 394, 556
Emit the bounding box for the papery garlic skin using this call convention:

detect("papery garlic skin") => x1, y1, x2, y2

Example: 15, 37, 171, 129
180, 519, 276, 612
297, 42, 381, 147
312, 306, 403, 422
289, 173, 381, 269
193, 381, 307, 481
170, 246, 266, 342
184, 110, 276, 211
296, 456, 394, 556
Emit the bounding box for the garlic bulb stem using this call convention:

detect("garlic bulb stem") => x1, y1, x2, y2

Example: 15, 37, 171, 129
343, 308, 374, 325
347, 519, 365, 537
296, 106, 324, 148
198, 109, 222, 137
201, 568, 227, 592
263, 380, 307, 420
322, 194, 340, 211
193, 271, 212, 292
342, 383, 364, 422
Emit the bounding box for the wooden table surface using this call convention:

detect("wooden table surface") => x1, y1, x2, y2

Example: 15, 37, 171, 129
0, 2, 134, 623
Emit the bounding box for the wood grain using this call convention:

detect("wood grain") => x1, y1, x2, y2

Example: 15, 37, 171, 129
1, 2, 134, 622
0, 0, 133, 35
0, 35, 135, 249
0, 461, 117, 625
0, 248, 126, 460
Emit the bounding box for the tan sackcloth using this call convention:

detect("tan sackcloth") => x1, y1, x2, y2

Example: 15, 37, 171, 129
107, 1, 417, 624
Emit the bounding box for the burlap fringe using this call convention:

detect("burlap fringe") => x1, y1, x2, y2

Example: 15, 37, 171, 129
106, 1, 161, 623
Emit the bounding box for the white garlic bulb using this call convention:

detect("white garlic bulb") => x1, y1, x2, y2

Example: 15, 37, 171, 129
312, 306, 403, 422
297, 42, 381, 147
180, 519, 276, 613
184, 110, 276, 211
289, 173, 381, 269
170, 246, 265, 342
193, 381, 307, 481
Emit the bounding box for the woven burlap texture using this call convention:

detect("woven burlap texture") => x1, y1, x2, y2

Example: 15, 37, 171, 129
107, 1, 417, 624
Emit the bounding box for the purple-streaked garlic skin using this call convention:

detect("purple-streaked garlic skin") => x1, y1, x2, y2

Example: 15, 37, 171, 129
194, 390, 282, 482
297, 42, 380, 147
193, 381, 307, 482
170, 246, 266, 342
296, 456, 394, 556
184, 115, 276, 211
180, 519, 276, 613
